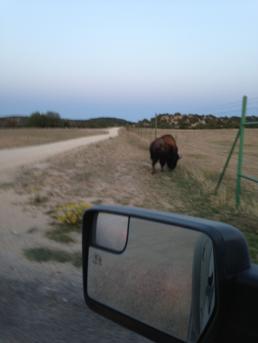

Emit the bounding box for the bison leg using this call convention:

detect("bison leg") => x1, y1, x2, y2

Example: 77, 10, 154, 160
159, 158, 166, 172
151, 159, 158, 174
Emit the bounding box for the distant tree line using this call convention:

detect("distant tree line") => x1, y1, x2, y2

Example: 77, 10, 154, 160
1, 111, 258, 129
136, 113, 258, 129
28, 111, 64, 127
0, 113, 132, 128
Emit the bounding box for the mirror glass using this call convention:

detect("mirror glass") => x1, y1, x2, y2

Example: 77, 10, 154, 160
92, 213, 128, 253
87, 215, 215, 342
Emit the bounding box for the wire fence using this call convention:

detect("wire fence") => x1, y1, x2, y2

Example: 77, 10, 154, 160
127, 96, 258, 207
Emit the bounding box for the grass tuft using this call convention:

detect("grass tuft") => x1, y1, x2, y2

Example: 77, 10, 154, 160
46, 201, 91, 243
24, 247, 82, 267
30, 193, 48, 205
46, 223, 79, 243
54, 201, 91, 225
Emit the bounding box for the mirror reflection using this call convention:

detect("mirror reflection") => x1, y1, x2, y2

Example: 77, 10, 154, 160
88, 216, 215, 342
93, 213, 128, 253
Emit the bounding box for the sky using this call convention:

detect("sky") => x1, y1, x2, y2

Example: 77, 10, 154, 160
1, 0, 258, 121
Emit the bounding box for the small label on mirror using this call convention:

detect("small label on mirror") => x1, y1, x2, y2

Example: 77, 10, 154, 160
92, 253, 102, 266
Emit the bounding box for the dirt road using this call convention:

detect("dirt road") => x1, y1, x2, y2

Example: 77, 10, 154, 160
0, 128, 119, 173
0, 128, 150, 343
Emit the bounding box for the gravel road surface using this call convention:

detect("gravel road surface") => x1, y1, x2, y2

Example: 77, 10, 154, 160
0, 128, 151, 343
0, 128, 119, 173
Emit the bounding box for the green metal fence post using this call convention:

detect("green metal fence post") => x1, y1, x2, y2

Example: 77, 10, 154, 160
236, 95, 248, 208
214, 129, 240, 194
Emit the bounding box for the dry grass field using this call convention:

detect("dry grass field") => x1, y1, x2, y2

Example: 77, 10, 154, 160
133, 127, 258, 184
0, 128, 106, 149
12, 128, 258, 262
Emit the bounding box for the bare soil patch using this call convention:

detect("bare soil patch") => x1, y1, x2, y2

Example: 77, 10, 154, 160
14, 128, 258, 260
14, 130, 184, 212
14, 128, 258, 215
0, 128, 106, 149
0, 129, 151, 342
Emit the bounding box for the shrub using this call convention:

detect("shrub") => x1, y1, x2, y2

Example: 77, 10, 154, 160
54, 201, 91, 225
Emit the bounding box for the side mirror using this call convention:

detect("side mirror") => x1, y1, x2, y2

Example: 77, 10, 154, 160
82, 206, 250, 343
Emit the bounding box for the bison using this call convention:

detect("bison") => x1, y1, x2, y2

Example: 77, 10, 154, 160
149, 134, 180, 173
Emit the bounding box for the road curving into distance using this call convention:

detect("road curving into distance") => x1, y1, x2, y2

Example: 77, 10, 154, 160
0, 127, 119, 173
0, 126, 151, 342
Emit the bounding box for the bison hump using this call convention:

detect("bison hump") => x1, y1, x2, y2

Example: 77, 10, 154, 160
150, 134, 178, 154
161, 134, 177, 146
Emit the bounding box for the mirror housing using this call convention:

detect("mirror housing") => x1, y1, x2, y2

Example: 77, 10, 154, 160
82, 205, 250, 343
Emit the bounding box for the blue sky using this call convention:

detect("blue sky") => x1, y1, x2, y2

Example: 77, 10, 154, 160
1, 0, 258, 120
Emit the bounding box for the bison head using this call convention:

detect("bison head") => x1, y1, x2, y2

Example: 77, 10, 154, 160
167, 153, 180, 170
